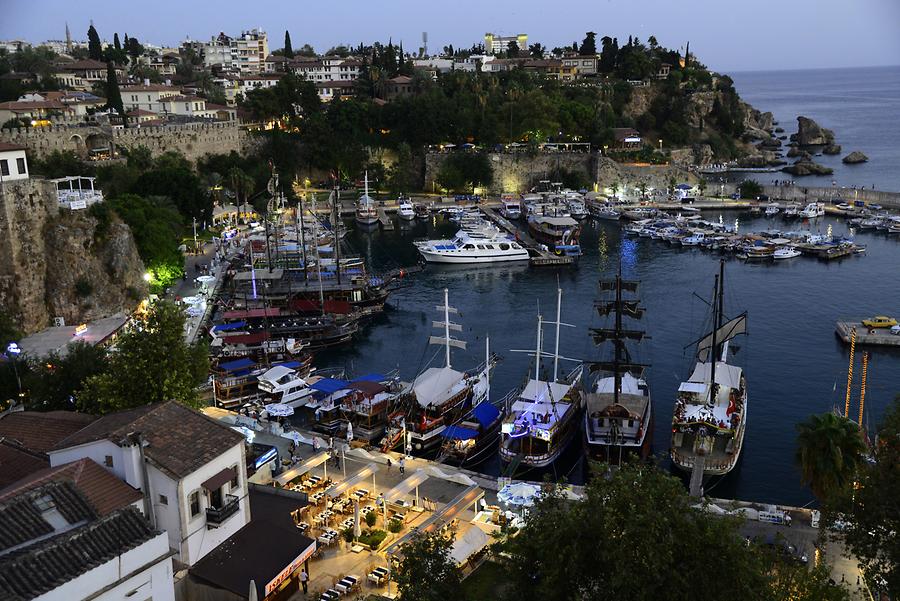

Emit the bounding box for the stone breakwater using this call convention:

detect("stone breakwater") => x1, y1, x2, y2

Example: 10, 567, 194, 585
0, 121, 247, 162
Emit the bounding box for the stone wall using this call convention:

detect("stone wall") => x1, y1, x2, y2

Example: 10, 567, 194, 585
0, 121, 247, 163
0, 178, 147, 334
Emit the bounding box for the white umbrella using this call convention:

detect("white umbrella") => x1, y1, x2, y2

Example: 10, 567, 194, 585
185, 306, 205, 317
346, 421, 354, 443
353, 499, 362, 538
497, 482, 542, 508
264, 403, 294, 417
182, 295, 202, 305
197, 275, 216, 284
248, 579, 258, 601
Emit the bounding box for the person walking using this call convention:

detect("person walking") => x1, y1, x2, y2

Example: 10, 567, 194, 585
299, 569, 309, 594
399, 457, 405, 475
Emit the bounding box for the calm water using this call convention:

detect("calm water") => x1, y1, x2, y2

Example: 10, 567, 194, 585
731, 65, 900, 191
322, 213, 900, 506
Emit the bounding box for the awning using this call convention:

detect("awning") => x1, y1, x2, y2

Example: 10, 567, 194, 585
310, 378, 350, 394
275, 451, 331, 486
382, 470, 430, 505
222, 308, 281, 319
202, 467, 236, 491
216, 357, 255, 372
441, 425, 479, 440
212, 321, 247, 332
352, 373, 389, 383
221, 332, 270, 345
473, 402, 500, 428
324, 463, 378, 498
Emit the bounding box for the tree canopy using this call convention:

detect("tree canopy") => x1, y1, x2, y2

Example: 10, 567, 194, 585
87, 25, 102, 60
283, 30, 294, 58
393, 530, 461, 601
795, 412, 867, 503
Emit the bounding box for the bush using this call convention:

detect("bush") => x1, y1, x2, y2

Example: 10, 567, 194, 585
738, 179, 763, 199
75, 277, 93, 297
342, 526, 355, 543
364, 509, 377, 528
357, 529, 388, 549
388, 518, 403, 533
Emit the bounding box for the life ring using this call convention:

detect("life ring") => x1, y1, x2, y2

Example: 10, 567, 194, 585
555, 248, 563, 256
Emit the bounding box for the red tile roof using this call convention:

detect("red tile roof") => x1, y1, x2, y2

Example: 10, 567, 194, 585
0, 411, 97, 454
0, 442, 49, 489
0, 458, 143, 516
126, 108, 157, 116
55, 402, 244, 480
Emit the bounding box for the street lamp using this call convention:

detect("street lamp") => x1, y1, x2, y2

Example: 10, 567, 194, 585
6, 342, 22, 398
658, 139, 663, 152
143, 272, 152, 282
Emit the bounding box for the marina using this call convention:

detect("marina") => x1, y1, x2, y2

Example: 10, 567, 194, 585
835, 321, 900, 347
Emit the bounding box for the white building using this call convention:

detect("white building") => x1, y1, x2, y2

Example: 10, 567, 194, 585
48, 401, 251, 566
290, 56, 361, 82
0, 142, 29, 182
484, 32, 528, 54
0, 481, 175, 601
203, 29, 269, 75
120, 83, 180, 113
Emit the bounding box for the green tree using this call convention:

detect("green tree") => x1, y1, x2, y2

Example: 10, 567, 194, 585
87, 25, 102, 60
843, 397, 900, 596
113, 33, 121, 51
579, 31, 597, 56
105, 61, 126, 126
108, 194, 184, 289
506, 40, 520, 58
80, 301, 208, 413
795, 412, 867, 503
283, 30, 294, 58
227, 166, 255, 217
31, 150, 93, 178
24, 341, 108, 411
738, 179, 763, 199
393, 530, 461, 601
698, 177, 708, 197
528, 43, 545, 58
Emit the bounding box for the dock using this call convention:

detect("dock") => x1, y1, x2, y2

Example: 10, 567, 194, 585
376, 208, 394, 230
795, 243, 858, 260
689, 455, 706, 498
835, 321, 900, 347
480, 207, 576, 266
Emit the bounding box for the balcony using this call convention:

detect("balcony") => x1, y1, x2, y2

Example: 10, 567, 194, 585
206, 494, 240, 528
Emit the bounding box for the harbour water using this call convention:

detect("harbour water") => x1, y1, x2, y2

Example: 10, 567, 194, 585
731, 65, 900, 191
322, 212, 900, 506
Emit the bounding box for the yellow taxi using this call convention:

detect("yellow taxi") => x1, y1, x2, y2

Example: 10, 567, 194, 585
861, 316, 898, 328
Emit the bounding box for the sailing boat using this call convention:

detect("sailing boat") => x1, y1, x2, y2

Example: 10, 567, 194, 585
670, 259, 748, 477
381, 289, 494, 455
583, 271, 652, 465
355, 171, 379, 226
498, 287, 584, 469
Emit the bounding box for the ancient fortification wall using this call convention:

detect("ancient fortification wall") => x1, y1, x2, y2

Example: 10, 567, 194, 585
0, 121, 247, 162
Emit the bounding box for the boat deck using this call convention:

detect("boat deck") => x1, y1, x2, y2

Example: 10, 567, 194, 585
836, 321, 900, 347
480, 207, 575, 266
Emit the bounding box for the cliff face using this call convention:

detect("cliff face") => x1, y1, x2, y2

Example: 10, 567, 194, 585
0, 179, 147, 335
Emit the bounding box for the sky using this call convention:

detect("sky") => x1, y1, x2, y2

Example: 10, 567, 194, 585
2, 0, 899, 72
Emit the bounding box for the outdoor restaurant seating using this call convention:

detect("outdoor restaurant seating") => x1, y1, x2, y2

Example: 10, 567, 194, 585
295, 521, 310, 533
367, 566, 389, 586
320, 589, 341, 600
340, 517, 354, 530
335, 575, 360, 594
317, 528, 339, 546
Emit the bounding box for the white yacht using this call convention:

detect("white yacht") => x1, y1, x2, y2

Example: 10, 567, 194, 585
397, 199, 415, 220
356, 172, 379, 226
500, 200, 522, 219
799, 202, 825, 219
773, 246, 801, 260
567, 199, 589, 220
257, 365, 317, 408
764, 203, 780, 217
415, 230, 530, 264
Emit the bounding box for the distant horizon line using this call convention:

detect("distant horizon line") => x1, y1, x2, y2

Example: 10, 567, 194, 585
721, 63, 900, 74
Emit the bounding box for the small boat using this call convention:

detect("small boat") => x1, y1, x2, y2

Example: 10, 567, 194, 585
355, 172, 379, 226
414, 203, 430, 219
397, 198, 415, 221
835, 203, 853, 212
567, 199, 589, 220
773, 246, 801, 260
257, 364, 317, 408
681, 232, 707, 247
527, 215, 582, 256
414, 229, 529, 264
593, 206, 621, 221
499, 199, 522, 220
764, 204, 780, 217
799, 202, 825, 219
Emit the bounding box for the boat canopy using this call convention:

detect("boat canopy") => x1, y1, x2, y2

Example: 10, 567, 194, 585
535, 216, 578, 227
678, 381, 708, 394
310, 378, 351, 393
688, 362, 743, 390
595, 372, 642, 395
520, 379, 572, 403
352, 373, 389, 383
217, 357, 255, 372
441, 425, 479, 440
212, 321, 247, 332
412, 367, 465, 407
259, 365, 298, 385
472, 401, 501, 428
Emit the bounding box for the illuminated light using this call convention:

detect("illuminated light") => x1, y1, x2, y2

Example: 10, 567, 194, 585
143, 272, 152, 282
74, 324, 88, 336
6, 342, 21, 355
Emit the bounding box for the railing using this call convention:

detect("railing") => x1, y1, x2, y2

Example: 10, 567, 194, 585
206, 494, 240, 528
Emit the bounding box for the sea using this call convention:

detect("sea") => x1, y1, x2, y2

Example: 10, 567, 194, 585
318, 68, 900, 507
731, 65, 900, 191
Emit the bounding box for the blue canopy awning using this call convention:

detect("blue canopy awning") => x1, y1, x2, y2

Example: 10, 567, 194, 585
440, 425, 479, 441
273, 360, 301, 369
310, 378, 350, 393
213, 321, 247, 332
473, 402, 501, 428
352, 373, 389, 383
218, 357, 255, 372
676, 183, 693, 190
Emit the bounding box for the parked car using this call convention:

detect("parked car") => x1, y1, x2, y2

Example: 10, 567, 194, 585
862, 316, 898, 328
891, 325, 900, 336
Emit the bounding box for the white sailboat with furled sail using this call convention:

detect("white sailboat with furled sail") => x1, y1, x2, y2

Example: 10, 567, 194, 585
381, 289, 494, 455
355, 171, 379, 226
671, 259, 748, 477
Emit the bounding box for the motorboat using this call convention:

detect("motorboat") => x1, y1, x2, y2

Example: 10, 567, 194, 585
567, 199, 589, 220
500, 199, 522, 220
258, 364, 317, 408
764, 204, 780, 217
799, 202, 825, 219
414, 203, 430, 219
527, 215, 582, 256
397, 199, 415, 221
415, 229, 530, 264
773, 246, 801, 260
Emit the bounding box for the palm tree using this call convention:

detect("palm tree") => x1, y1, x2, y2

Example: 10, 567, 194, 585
698, 177, 708, 198
227, 167, 255, 221
795, 412, 867, 502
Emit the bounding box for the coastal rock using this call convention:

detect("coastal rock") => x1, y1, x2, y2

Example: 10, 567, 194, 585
775, 127, 784, 133
757, 137, 782, 150
786, 147, 811, 160
781, 159, 834, 176
842, 151, 869, 164
789, 116, 836, 146
743, 127, 771, 142
823, 144, 842, 155
737, 154, 770, 168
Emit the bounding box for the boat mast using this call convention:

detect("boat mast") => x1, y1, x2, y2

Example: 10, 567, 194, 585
534, 313, 543, 379
298, 194, 308, 282
313, 193, 325, 314
553, 287, 562, 382
364, 171, 370, 209
708, 273, 720, 405
613, 270, 622, 407
332, 187, 342, 285
485, 335, 490, 403
444, 288, 451, 368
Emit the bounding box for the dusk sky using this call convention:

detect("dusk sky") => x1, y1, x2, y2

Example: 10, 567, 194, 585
3, 0, 899, 72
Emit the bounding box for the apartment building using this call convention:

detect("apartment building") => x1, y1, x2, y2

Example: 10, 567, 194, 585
484, 32, 528, 54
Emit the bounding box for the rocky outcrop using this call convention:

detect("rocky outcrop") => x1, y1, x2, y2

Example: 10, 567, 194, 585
789, 116, 836, 146
670, 144, 715, 166
786, 147, 811, 160
757, 137, 782, 150
842, 151, 869, 164
781, 159, 834, 176
0, 178, 147, 334
823, 144, 842, 155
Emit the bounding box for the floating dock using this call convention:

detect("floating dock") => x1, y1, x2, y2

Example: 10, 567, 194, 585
376, 208, 394, 230
835, 321, 900, 347
796, 243, 858, 260
480, 207, 576, 266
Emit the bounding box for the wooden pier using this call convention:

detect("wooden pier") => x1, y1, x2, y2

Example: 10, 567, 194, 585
480, 207, 576, 266
835, 321, 900, 347
796, 243, 858, 260
689, 455, 706, 498
377, 208, 394, 230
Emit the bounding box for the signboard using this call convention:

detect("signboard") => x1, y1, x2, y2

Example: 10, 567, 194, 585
74, 324, 88, 336
265, 541, 316, 595
758, 510, 785, 525
69, 199, 87, 210
254, 445, 278, 469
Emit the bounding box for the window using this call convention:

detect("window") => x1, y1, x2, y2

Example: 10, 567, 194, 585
104, 455, 113, 467
159, 494, 168, 505
189, 491, 201, 517
16, 158, 25, 174
230, 465, 239, 490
